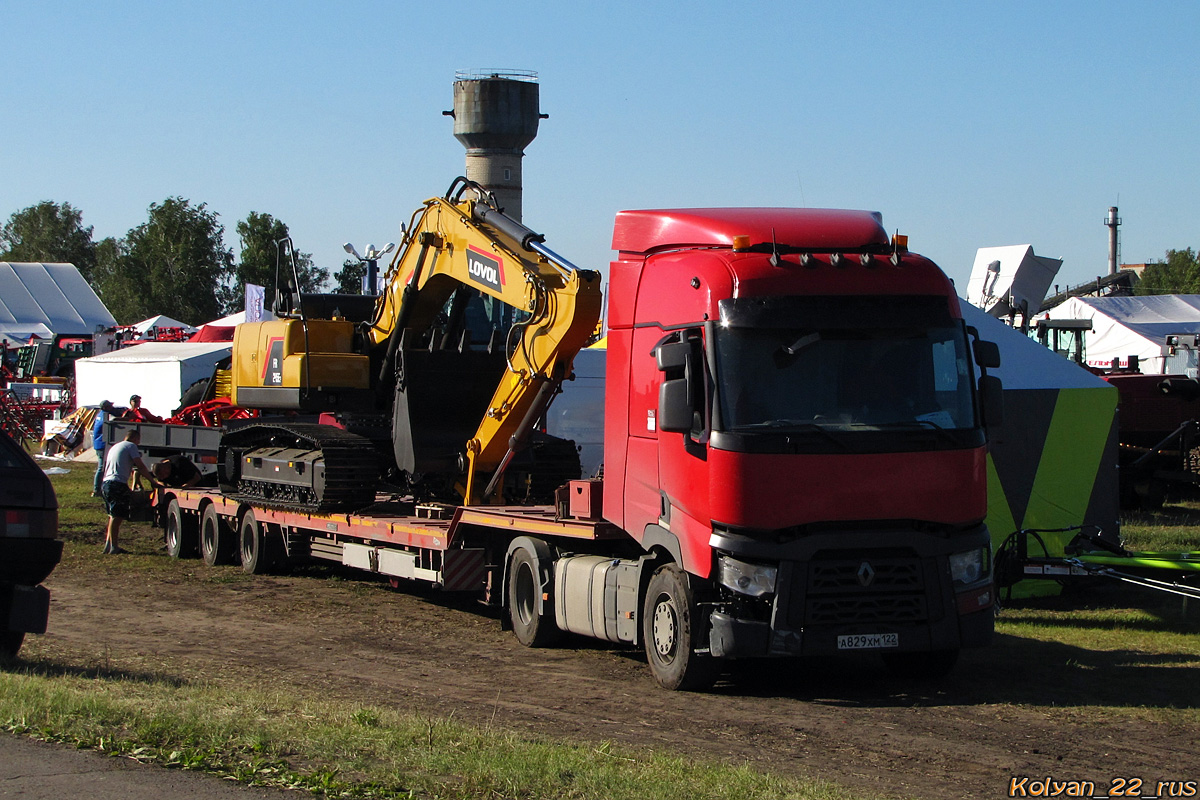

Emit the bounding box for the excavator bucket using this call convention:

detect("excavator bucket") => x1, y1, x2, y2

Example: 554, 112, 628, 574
391, 345, 508, 478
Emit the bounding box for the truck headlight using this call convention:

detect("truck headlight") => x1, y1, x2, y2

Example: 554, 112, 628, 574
717, 556, 778, 597
949, 548, 988, 585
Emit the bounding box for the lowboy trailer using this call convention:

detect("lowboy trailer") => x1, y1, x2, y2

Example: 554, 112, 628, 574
161, 482, 647, 639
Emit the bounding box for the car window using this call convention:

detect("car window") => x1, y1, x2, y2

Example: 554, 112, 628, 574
0, 434, 39, 472
0, 433, 34, 469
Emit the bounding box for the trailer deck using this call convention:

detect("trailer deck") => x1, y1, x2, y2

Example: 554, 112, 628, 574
163, 485, 623, 594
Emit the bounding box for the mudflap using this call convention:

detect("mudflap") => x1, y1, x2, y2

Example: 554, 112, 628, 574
1, 584, 51, 635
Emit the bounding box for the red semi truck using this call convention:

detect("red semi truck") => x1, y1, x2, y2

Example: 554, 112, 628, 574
157, 192, 1001, 690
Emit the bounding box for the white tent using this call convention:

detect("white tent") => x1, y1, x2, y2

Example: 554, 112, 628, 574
1040, 295, 1200, 373
0, 321, 54, 343
0, 262, 116, 345
132, 315, 197, 335
74, 342, 231, 416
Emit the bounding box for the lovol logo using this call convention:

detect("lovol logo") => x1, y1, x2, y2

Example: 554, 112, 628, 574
466, 246, 505, 292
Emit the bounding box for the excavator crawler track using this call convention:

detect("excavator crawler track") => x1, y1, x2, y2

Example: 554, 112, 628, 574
219, 422, 380, 513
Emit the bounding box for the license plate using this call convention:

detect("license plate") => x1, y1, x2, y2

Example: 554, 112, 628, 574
837, 633, 899, 650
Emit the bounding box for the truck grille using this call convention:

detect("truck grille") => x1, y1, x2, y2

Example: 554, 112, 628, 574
799, 556, 929, 625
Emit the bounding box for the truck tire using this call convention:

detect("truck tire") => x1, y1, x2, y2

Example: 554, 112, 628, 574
200, 505, 236, 566
882, 648, 959, 680
165, 498, 198, 559
507, 547, 562, 647
0, 631, 24, 660
643, 564, 720, 691
239, 510, 282, 574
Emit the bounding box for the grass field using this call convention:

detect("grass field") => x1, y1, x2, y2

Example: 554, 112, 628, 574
2, 458, 1198, 800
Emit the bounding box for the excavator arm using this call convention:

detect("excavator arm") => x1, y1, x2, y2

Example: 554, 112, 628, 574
367, 178, 602, 504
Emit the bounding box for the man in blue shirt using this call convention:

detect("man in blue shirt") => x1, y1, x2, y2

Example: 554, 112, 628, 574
92, 400, 117, 496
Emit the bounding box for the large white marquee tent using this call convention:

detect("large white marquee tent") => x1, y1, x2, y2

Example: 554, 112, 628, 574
0, 262, 116, 344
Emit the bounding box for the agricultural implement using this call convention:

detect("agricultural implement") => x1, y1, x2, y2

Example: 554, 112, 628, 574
996, 525, 1200, 602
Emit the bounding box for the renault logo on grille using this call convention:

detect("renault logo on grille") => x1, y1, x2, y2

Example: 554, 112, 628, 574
856, 561, 876, 587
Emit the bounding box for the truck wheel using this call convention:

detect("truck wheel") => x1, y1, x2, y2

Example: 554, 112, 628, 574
643, 564, 720, 691
882, 648, 959, 680
165, 499, 198, 559
0, 631, 24, 660
239, 510, 281, 574
507, 548, 562, 647
200, 505, 236, 566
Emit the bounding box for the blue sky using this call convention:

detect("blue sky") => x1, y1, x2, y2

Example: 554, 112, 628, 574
3, 1, 1196, 297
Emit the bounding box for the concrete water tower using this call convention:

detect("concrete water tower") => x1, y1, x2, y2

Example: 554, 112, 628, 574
444, 69, 546, 222
1105, 206, 1121, 275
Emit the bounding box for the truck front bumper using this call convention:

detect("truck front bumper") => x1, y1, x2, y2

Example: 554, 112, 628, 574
705, 526, 995, 659
708, 602, 993, 659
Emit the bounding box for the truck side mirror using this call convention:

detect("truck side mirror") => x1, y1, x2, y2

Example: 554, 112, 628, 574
973, 340, 1001, 369
655, 339, 696, 433
978, 374, 1004, 428
658, 379, 693, 432
655, 340, 689, 371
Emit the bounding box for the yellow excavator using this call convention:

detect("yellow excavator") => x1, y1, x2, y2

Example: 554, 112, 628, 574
218, 178, 603, 510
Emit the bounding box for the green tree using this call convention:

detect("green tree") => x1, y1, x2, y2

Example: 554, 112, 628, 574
92, 198, 234, 325
219, 211, 328, 314
0, 201, 98, 281
1135, 248, 1200, 295
332, 257, 366, 294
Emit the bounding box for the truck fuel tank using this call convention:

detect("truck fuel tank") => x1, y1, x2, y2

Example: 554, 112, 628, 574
553, 555, 640, 644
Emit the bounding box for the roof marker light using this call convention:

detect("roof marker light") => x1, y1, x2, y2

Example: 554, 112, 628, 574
732, 235, 751, 251
890, 232, 909, 266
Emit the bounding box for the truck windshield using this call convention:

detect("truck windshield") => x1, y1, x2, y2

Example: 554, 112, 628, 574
713, 296, 976, 434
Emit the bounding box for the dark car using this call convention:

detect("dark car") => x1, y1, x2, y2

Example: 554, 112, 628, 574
0, 428, 63, 658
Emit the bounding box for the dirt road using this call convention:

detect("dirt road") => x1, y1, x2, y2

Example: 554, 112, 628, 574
29, 526, 1200, 800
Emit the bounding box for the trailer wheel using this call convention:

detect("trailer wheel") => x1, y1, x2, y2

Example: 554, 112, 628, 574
643, 564, 720, 691
200, 505, 236, 566
239, 510, 281, 574
882, 648, 959, 680
165, 498, 198, 559
507, 548, 562, 647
